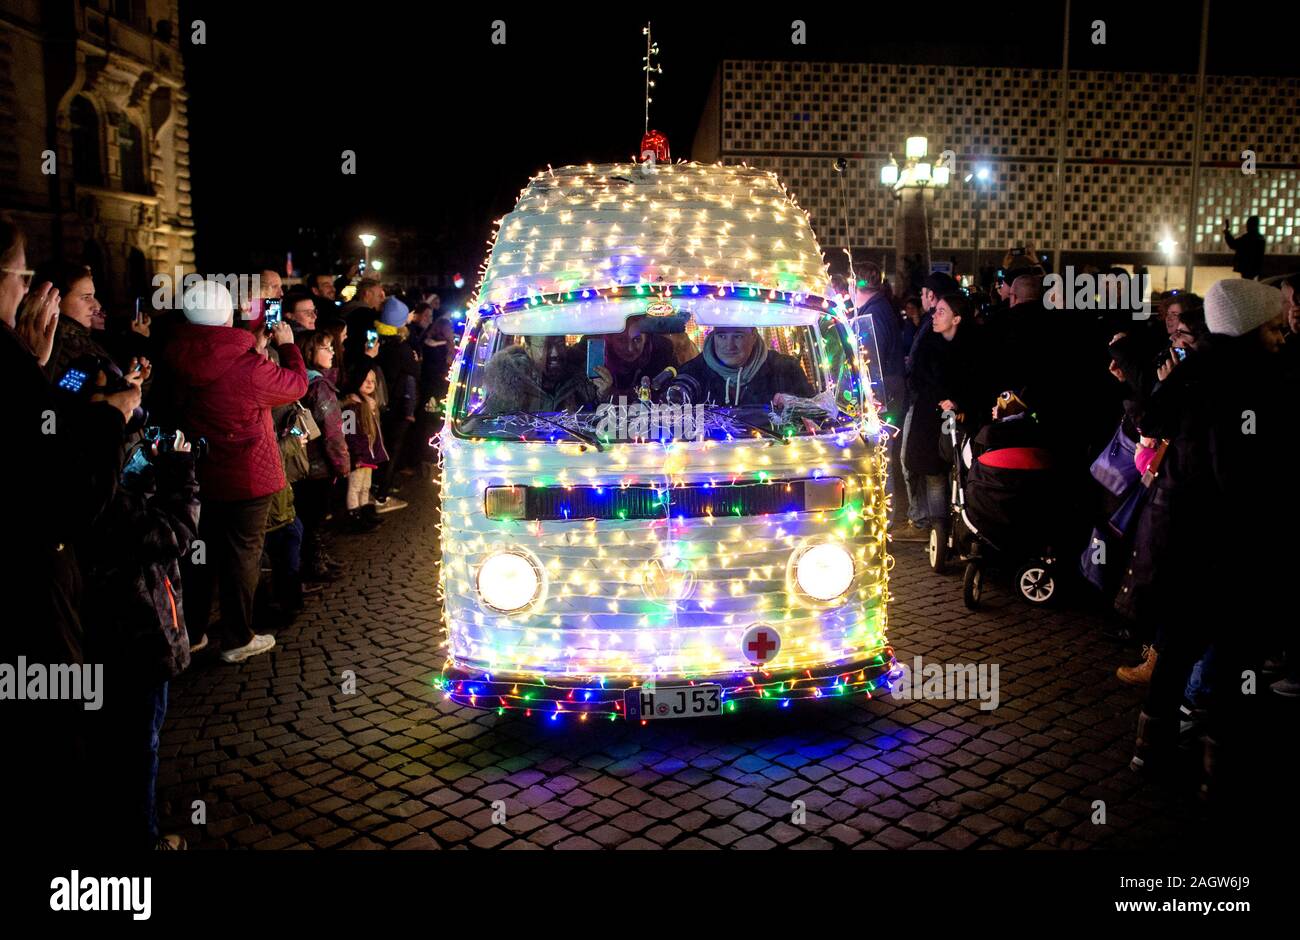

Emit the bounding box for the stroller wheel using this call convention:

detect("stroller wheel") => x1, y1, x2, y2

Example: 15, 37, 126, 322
962, 561, 984, 610
1017, 562, 1056, 605
928, 522, 950, 573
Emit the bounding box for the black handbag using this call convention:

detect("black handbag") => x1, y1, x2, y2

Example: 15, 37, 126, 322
1090, 422, 1139, 496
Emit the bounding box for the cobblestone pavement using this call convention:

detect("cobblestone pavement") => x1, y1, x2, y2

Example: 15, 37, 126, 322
158, 476, 1295, 850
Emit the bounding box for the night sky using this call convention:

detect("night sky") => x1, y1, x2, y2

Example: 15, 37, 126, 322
179, 1, 1300, 290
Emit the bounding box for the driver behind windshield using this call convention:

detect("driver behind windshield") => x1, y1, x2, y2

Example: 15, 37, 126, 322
480, 334, 595, 415
676, 326, 814, 406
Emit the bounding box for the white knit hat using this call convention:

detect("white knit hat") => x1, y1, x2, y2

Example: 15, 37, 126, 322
1203, 279, 1282, 337
182, 279, 234, 327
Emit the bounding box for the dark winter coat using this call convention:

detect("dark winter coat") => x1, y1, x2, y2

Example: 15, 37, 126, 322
598, 333, 679, 402
676, 349, 814, 407
83, 449, 199, 683
1115, 335, 1286, 626
43, 317, 116, 384
854, 291, 904, 379
0, 322, 125, 667
378, 332, 421, 420
303, 368, 350, 479
342, 399, 389, 467
481, 345, 597, 414
904, 327, 979, 477
163, 322, 308, 501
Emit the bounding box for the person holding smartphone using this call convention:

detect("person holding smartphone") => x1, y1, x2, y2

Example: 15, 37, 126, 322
163, 280, 308, 664
1, 213, 143, 850
39, 262, 116, 383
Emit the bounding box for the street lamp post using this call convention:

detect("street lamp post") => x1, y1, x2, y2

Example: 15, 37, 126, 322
1158, 236, 1177, 291
359, 232, 376, 274
880, 136, 951, 293
964, 165, 992, 287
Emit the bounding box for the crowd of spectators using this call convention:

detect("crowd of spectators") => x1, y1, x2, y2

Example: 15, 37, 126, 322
0, 213, 456, 850
843, 248, 1296, 798
3, 200, 1296, 849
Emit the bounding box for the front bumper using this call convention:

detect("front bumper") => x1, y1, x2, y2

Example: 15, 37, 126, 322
436, 647, 899, 720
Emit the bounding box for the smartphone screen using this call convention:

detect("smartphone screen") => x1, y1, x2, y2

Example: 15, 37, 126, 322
58, 368, 88, 393
586, 338, 606, 378
263, 298, 282, 327
366, 329, 379, 347
1173, 346, 1187, 361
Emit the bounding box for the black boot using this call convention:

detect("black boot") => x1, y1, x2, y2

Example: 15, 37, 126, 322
302, 531, 338, 582
1130, 709, 1177, 774
345, 508, 380, 533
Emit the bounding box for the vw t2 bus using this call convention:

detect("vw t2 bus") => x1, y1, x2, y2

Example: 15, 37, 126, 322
435, 162, 895, 721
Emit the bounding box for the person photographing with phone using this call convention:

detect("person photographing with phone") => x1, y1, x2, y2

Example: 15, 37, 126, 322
587, 314, 683, 403
163, 280, 308, 664
1, 213, 149, 848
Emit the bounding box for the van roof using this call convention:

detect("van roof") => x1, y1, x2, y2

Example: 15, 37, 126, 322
472, 162, 830, 309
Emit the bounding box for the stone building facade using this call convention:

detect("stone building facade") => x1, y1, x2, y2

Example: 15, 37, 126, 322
694, 61, 1300, 285
1, 0, 194, 308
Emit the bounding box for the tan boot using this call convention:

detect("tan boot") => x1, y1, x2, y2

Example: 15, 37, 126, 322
1117, 645, 1157, 686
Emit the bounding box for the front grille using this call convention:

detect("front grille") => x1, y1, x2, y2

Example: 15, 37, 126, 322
523, 479, 837, 521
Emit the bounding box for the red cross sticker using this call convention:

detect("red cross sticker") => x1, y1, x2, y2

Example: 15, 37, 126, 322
742, 625, 781, 665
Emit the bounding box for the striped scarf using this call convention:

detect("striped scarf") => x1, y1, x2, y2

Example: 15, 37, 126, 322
703, 333, 769, 405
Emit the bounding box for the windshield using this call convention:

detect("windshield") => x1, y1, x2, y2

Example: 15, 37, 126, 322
452, 311, 866, 444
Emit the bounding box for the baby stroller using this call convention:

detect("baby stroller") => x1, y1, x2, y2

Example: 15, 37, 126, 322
927, 401, 1061, 609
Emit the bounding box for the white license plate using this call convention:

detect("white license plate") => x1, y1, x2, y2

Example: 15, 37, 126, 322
625, 684, 723, 720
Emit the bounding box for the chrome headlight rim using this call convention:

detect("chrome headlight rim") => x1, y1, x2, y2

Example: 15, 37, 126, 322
475, 547, 546, 615
787, 537, 857, 607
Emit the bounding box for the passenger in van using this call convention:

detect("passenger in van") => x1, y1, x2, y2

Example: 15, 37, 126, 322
589, 314, 685, 402
480, 334, 596, 414
677, 326, 814, 406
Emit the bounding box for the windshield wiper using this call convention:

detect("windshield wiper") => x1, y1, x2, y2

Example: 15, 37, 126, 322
529, 413, 605, 452
456, 410, 604, 451
699, 404, 787, 443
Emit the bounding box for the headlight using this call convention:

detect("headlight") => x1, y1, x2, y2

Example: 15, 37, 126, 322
794, 542, 854, 601
476, 551, 542, 613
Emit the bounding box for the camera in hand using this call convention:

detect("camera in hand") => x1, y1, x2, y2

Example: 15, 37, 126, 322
144, 426, 208, 459
55, 353, 148, 430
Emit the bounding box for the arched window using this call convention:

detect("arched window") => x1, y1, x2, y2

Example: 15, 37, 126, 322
128, 248, 150, 303
70, 96, 102, 186
116, 116, 149, 194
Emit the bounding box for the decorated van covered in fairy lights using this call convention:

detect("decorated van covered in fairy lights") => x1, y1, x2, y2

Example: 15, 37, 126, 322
435, 160, 895, 721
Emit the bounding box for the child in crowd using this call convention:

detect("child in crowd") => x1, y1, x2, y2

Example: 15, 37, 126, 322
341, 365, 388, 531
297, 329, 350, 577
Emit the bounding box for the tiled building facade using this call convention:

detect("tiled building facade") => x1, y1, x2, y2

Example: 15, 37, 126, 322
693, 61, 1299, 275
1, 0, 194, 308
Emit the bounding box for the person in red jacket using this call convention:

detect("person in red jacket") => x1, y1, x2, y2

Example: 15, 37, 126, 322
165, 280, 308, 664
